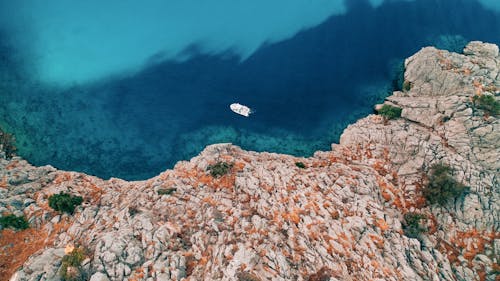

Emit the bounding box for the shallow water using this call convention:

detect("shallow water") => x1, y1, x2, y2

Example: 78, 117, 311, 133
0, 0, 499, 180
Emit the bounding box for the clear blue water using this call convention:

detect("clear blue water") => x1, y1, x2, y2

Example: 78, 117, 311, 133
0, 0, 499, 180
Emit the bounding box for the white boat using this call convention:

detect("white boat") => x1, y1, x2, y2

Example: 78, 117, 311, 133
230, 103, 252, 117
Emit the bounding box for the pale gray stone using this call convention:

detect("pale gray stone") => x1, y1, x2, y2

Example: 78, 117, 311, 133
89, 272, 110, 281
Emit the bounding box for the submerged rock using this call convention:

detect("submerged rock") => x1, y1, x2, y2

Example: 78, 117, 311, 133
0, 41, 498, 281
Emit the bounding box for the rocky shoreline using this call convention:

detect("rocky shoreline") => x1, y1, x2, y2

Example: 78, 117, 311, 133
0, 41, 499, 281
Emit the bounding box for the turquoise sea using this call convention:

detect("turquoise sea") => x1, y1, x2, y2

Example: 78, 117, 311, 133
0, 0, 499, 180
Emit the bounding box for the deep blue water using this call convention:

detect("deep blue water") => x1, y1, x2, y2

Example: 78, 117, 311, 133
1, 0, 499, 180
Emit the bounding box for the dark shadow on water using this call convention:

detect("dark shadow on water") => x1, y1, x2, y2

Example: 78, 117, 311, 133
1, 0, 500, 179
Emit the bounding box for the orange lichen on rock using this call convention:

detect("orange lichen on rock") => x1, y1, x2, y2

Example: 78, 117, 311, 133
370, 259, 380, 270
375, 218, 389, 232
337, 232, 353, 250
261, 184, 274, 192
372, 161, 388, 175
201, 196, 218, 207
426, 214, 438, 235
0, 223, 59, 280
283, 209, 301, 225
217, 174, 236, 190
0, 176, 7, 188
369, 234, 385, 249
78, 177, 104, 203
179, 163, 236, 190
380, 189, 392, 202
198, 174, 213, 186
128, 268, 145, 281
219, 154, 234, 162
4, 161, 18, 170
445, 229, 499, 266
306, 267, 334, 281
233, 161, 246, 172
53, 172, 74, 184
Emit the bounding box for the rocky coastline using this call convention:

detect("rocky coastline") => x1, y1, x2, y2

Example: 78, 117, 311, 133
0, 41, 499, 281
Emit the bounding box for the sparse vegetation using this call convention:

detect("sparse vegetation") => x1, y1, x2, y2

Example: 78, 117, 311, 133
0, 128, 16, 159
207, 162, 233, 178
236, 272, 262, 281
402, 80, 412, 92
0, 214, 29, 230
423, 163, 469, 206
295, 162, 306, 169
403, 212, 427, 239
473, 94, 500, 116
60, 247, 87, 281
48, 192, 83, 214
157, 188, 177, 195
378, 104, 402, 119
128, 206, 140, 216
307, 267, 334, 281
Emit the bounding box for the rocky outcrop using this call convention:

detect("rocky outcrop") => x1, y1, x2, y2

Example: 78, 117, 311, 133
0, 41, 498, 281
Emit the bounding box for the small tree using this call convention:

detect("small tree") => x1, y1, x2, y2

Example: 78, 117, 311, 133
423, 163, 468, 206
49, 192, 83, 214
403, 212, 427, 239
207, 162, 233, 178
0, 214, 29, 230
473, 94, 500, 116
378, 104, 402, 119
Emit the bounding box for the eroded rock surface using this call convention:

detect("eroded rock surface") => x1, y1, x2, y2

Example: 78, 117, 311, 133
1, 41, 498, 281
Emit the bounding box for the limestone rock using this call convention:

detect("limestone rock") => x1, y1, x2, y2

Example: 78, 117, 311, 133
1, 41, 499, 281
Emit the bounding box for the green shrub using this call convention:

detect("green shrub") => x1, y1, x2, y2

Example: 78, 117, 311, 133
378, 104, 402, 119
473, 94, 500, 116
207, 162, 233, 178
0, 214, 29, 230
423, 163, 469, 206
60, 247, 87, 281
0, 128, 16, 159
295, 162, 306, 169
403, 212, 427, 239
48, 192, 83, 214
157, 188, 176, 195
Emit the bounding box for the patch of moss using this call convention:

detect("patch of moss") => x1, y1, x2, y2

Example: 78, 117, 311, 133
60, 247, 87, 281
48, 192, 83, 214
0, 128, 16, 159
378, 104, 402, 119
207, 162, 233, 178
473, 94, 500, 116
295, 162, 306, 169
403, 212, 427, 239
423, 163, 469, 206
0, 214, 29, 230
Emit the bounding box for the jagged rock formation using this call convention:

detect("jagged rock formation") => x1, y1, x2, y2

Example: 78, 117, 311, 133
0, 41, 498, 281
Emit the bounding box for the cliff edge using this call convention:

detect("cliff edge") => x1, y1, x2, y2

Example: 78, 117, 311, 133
0, 41, 499, 281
